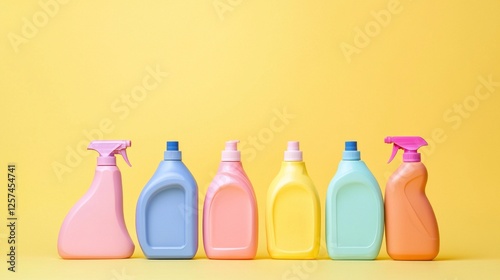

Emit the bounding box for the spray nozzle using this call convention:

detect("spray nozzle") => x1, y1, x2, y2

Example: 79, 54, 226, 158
385, 136, 427, 163
88, 140, 132, 166
221, 140, 241, 161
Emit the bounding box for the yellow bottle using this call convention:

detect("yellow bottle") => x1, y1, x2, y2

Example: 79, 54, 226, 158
266, 141, 321, 259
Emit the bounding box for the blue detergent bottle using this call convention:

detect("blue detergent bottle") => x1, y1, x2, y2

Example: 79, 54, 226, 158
136, 141, 198, 259
326, 141, 384, 259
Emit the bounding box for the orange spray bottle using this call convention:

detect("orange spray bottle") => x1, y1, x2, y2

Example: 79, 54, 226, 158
384, 136, 439, 260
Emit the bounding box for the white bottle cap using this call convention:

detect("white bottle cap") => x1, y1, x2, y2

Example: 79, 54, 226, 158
284, 141, 303, 161
221, 140, 241, 161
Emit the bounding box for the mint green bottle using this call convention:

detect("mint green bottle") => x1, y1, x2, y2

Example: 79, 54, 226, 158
326, 141, 384, 259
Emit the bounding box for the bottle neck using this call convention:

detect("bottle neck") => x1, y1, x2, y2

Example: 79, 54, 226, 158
280, 161, 307, 174
97, 156, 116, 166
403, 151, 421, 162
216, 161, 247, 181
164, 150, 181, 161
219, 160, 243, 170
343, 150, 360, 161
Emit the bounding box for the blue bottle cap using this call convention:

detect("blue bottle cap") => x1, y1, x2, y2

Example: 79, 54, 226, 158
165, 141, 181, 160
167, 141, 179, 151
345, 141, 357, 151
343, 141, 360, 161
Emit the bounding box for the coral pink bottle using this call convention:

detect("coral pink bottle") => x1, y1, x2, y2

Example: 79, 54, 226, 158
384, 136, 439, 260
203, 140, 258, 259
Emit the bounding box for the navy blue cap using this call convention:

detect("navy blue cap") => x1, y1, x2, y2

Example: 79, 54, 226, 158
343, 141, 360, 161
345, 141, 357, 151
167, 141, 179, 151
164, 141, 181, 160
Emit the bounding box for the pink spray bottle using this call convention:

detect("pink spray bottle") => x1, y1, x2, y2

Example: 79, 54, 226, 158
58, 140, 135, 259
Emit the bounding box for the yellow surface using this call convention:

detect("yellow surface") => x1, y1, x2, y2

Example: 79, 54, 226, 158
5, 258, 500, 279
1, 0, 500, 278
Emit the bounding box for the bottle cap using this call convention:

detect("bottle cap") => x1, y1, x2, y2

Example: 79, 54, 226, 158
284, 141, 303, 161
343, 140, 360, 161
222, 140, 241, 161
164, 141, 182, 161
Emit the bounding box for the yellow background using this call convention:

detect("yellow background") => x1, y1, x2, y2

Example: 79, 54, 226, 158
1, 0, 500, 278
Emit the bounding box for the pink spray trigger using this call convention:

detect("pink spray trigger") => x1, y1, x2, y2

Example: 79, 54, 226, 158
118, 149, 132, 167
385, 136, 427, 163
88, 140, 132, 166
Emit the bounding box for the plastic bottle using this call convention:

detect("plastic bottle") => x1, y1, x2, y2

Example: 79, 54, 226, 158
203, 140, 258, 259
326, 141, 384, 260
266, 141, 320, 259
136, 141, 198, 259
384, 136, 439, 260
58, 140, 134, 259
